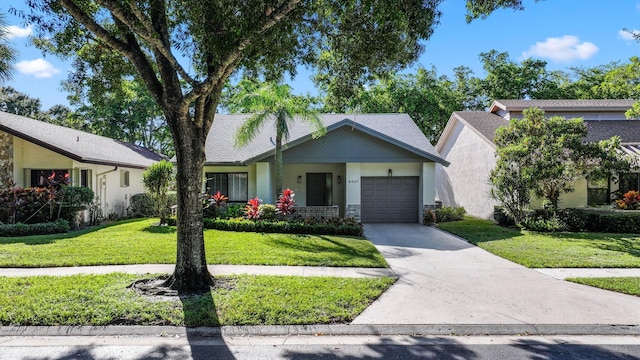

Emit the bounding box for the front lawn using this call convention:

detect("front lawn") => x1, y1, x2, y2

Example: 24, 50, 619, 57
568, 277, 640, 297
0, 219, 387, 268
0, 273, 395, 326
438, 218, 640, 268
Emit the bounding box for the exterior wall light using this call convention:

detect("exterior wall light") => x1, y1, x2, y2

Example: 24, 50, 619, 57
388, 169, 392, 177
297, 175, 302, 183
337, 175, 342, 184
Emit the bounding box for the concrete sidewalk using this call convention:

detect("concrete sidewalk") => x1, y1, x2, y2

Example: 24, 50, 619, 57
352, 224, 640, 326
0, 264, 396, 278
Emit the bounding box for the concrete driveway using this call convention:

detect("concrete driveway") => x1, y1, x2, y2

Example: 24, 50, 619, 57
352, 223, 640, 325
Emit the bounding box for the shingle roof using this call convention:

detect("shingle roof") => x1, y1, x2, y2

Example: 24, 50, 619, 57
491, 99, 636, 112
584, 120, 640, 143
0, 111, 164, 169
204, 113, 447, 165
452, 111, 509, 143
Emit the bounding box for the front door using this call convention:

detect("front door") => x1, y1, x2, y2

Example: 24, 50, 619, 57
307, 173, 333, 206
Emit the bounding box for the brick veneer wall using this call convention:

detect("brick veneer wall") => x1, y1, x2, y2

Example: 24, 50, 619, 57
0, 132, 13, 189
294, 205, 339, 219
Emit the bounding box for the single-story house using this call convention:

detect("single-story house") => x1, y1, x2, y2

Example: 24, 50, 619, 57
202, 113, 449, 223
435, 99, 640, 219
0, 111, 165, 217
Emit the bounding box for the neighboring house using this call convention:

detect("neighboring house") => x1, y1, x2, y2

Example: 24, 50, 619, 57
203, 113, 449, 223
435, 99, 640, 220
0, 111, 165, 217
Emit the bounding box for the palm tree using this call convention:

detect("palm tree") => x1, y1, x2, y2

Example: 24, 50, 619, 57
229, 80, 326, 196
0, 12, 16, 84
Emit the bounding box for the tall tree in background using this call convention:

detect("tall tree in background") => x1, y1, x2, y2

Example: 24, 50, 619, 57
0, 86, 44, 118
324, 67, 461, 142
228, 80, 325, 196
19, 0, 534, 293
0, 12, 15, 84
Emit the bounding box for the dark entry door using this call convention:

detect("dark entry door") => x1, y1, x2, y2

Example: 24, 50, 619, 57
307, 173, 333, 206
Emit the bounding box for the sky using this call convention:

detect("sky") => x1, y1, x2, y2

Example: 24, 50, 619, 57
3, 0, 640, 110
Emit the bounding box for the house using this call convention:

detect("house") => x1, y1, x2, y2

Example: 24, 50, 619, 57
202, 113, 449, 223
435, 99, 640, 220
0, 111, 165, 217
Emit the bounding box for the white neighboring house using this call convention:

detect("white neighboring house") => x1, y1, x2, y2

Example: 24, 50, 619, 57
0, 111, 165, 218
435, 99, 640, 220
201, 113, 449, 223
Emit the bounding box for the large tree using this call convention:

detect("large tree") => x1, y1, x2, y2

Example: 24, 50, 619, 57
227, 80, 325, 196
490, 108, 634, 223
18, 0, 533, 292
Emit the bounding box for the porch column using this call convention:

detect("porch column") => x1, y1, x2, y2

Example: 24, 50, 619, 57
421, 162, 436, 224
256, 162, 273, 204
345, 163, 361, 221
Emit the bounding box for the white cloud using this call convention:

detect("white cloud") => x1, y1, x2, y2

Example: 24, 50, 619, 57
522, 35, 599, 62
619, 28, 640, 41
6, 25, 32, 39
15, 59, 61, 78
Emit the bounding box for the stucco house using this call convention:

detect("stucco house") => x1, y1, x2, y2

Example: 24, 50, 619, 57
202, 113, 448, 223
0, 111, 165, 217
435, 99, 640, 219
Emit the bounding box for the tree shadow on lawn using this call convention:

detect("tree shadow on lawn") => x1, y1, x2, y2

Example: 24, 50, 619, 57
266, 234, 386, 267
142, 225, 177, 234
439, 223, 524, 245
548, 232, 640, 258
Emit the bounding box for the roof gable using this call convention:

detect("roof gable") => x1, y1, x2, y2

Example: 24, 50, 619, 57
0, 111, 164, 169
205, 113, 448, 165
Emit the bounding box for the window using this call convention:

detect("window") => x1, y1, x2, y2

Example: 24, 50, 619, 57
205, 172, 248, 202
120, 170, 130, 187
80, 169, 92, 188
306, 173, 333, 206
587, 177, 609, 206
619, 173, 640, 194
30, 169, 69, 188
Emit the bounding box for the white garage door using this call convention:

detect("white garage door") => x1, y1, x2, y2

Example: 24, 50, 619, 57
361, 177, 419, 223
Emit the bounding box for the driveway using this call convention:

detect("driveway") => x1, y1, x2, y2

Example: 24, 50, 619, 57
352, 223, 640, 325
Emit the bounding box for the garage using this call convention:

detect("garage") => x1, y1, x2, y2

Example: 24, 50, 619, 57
361, 176, 419, 223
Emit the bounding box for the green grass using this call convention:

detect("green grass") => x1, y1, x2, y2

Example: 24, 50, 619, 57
0, 219, 387, 268
0, 273, 395, 326
438, 218, 640, 268
567, 277, 640, 297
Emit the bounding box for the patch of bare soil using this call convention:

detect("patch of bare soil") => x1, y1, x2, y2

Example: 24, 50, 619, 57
128, 276, 236, 302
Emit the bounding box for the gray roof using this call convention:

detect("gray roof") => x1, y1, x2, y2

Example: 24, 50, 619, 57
584, 120, 640, 143
204, 113, 448, 165
452, 111, 509, 143
491, 99, 636, 112
0, 111, 164, 169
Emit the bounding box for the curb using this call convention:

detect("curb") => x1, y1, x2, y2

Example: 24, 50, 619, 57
2, 324, 640, 337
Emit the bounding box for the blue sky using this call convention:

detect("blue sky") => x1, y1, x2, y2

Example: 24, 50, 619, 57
4, 0, 640, 110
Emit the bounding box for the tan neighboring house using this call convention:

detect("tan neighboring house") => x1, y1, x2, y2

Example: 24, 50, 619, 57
0, 111, 165, 217
202, 113, 449, 223
435, 99, 640, 220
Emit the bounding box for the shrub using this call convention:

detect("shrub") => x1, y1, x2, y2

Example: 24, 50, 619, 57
276, 189, 296, 216
0, 219, 70, 237
615, 190, 640, 210
221, 204, 245, 219
128, 193, 156, 218
244, 197, 262, 220
423, 209, 435, 225
259, 204, 277, 221
58, 186, 94, 225
521, 216, 564, 232
165, 216, 364, 236
435, 206, 466, 223
0, 187, 50, 224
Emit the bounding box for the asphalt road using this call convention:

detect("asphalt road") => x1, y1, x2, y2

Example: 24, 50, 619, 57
1, 335, 639, 360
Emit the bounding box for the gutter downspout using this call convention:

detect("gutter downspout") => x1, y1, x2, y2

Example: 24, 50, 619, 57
95, 166, 118, 214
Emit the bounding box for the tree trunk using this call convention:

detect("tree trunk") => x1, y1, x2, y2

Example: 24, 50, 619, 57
275, 132, 283, 197
164, 113, 214, 293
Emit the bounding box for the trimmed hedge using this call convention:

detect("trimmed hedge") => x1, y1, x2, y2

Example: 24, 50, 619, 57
435, 206, 466, 223
166, 217, 364, 236
0, 219, 70, 237
557, 208, 640, 233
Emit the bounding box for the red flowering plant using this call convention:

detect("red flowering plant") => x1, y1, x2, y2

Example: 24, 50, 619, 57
203, 190, 229, 218
276, 188, 296, 217
615, 190, 640, 210
244, 196, 263, 220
